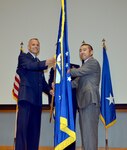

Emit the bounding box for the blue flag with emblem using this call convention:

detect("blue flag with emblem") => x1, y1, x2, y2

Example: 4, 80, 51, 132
54, 0, 76, 149
100, 44, 116, 128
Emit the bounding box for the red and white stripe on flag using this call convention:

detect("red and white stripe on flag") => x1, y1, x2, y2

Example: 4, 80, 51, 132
12, 73, 20, 101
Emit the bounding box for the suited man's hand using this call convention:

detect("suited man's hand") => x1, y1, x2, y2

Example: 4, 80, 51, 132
67, 69, 70, 74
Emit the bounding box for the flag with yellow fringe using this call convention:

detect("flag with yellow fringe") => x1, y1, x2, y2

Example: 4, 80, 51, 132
54, 0, 76, 149
100, 40, 116, 128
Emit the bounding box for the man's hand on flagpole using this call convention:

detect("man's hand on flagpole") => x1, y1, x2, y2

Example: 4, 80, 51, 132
49, 89, 54, 97
67, 69, 70, 74
51, 82, 55, 89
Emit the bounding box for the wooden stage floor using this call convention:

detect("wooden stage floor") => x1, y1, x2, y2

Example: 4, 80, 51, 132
0, 146, 127, 150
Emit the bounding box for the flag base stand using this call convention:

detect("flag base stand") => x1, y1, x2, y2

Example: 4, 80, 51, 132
105, 139, 109, 150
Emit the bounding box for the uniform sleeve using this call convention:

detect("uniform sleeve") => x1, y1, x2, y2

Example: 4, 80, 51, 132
18, 53, 48, 71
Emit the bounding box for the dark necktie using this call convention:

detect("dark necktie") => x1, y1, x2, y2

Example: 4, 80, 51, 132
82, 60, 84, 65
35, 57, 39, 62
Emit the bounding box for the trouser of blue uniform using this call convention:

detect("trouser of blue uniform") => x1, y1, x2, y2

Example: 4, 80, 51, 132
15, 101, 42, 150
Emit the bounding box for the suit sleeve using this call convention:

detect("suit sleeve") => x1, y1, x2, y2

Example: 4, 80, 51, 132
71, 77, 79, 88
18, 53, 48, 71
70, 59, 100, 77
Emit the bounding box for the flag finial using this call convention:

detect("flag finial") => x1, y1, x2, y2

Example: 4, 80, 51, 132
82, 40, 86, 44
102, 39, 106, 48
20, 42, 24, 52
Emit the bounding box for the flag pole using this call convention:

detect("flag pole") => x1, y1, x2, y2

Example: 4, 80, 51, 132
49, 95, 54, 123
13, 105, 18, 150
105, 128, 109, 150
102, 38, 106, 49
102, 39, 109, 150
20, 42, 24, 52
13, 42, 24, 150
49, 43, 57, 123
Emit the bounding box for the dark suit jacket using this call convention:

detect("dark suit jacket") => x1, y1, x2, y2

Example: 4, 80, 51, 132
17, 52, 51, 106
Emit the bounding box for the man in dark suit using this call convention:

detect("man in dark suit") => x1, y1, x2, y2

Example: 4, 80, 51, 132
70, 43, 101, 150
48, 63, 80, 150
15, 38, 55, 150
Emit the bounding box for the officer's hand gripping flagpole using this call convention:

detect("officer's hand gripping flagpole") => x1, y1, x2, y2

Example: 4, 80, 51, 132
49, 68, 56, 123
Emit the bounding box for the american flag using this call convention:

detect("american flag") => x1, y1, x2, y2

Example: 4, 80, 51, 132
12, 42, 23, 101
12, 43, 23, 143
12, 72, 20, 101
12, 72, 20, 142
